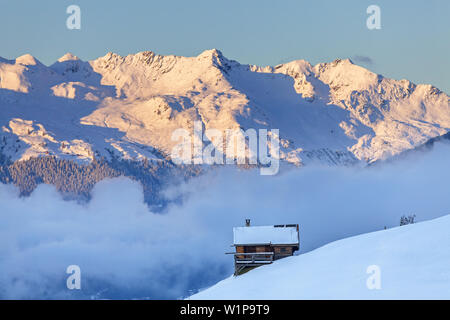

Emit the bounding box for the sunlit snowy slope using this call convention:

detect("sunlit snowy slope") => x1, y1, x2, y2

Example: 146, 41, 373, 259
190, 214, 450, 299
1, 50, 449, 166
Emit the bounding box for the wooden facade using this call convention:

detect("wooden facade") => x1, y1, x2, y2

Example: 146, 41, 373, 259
228, 222, 300, 275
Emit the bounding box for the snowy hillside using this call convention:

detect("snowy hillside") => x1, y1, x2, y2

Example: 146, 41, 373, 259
190, 214, 450, 299
1, 49, 449, 166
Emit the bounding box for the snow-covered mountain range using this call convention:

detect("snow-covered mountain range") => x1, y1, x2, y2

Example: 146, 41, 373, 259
0, 49, 449, 166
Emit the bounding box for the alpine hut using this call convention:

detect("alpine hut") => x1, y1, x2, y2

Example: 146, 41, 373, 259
227, 219, 300, 275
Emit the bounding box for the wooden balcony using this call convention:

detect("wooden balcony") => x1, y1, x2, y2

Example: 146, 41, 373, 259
226, 252, 274, 274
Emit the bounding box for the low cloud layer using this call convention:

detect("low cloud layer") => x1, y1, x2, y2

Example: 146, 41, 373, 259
1, 143, 450, 299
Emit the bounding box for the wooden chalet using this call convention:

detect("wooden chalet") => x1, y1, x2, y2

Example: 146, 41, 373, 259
227, 219, 300, 275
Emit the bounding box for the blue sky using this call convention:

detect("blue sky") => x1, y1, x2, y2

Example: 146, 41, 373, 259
1, 0, 449, 93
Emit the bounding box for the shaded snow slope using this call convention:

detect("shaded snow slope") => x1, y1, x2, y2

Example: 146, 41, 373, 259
0, 49, 448, 165
190, 214, 450, 299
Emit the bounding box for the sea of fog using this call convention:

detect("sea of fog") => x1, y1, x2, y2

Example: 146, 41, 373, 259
1, 143, 450, 299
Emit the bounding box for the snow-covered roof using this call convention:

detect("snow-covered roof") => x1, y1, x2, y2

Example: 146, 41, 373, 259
233, 225, 299, 246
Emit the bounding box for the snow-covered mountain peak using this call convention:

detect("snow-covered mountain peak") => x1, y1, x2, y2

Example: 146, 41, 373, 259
275, 59, 313, 75
196, 49, 239, 71
15, 54, 42, 66
57, 52, 80, 62
49, 54, 98, 83
314, 58, 378, 91
197, 48, 225, 60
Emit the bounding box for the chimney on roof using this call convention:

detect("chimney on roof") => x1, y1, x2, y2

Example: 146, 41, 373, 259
245, 219, 251, 227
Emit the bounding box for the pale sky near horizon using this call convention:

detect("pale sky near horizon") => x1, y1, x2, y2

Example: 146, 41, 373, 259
0, 0, 449, 93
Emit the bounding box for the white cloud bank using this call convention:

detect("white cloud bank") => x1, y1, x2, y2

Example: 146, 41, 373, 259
1, 143, 450, 299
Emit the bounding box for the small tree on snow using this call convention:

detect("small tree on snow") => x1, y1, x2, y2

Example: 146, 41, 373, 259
400, 214, 416, 226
